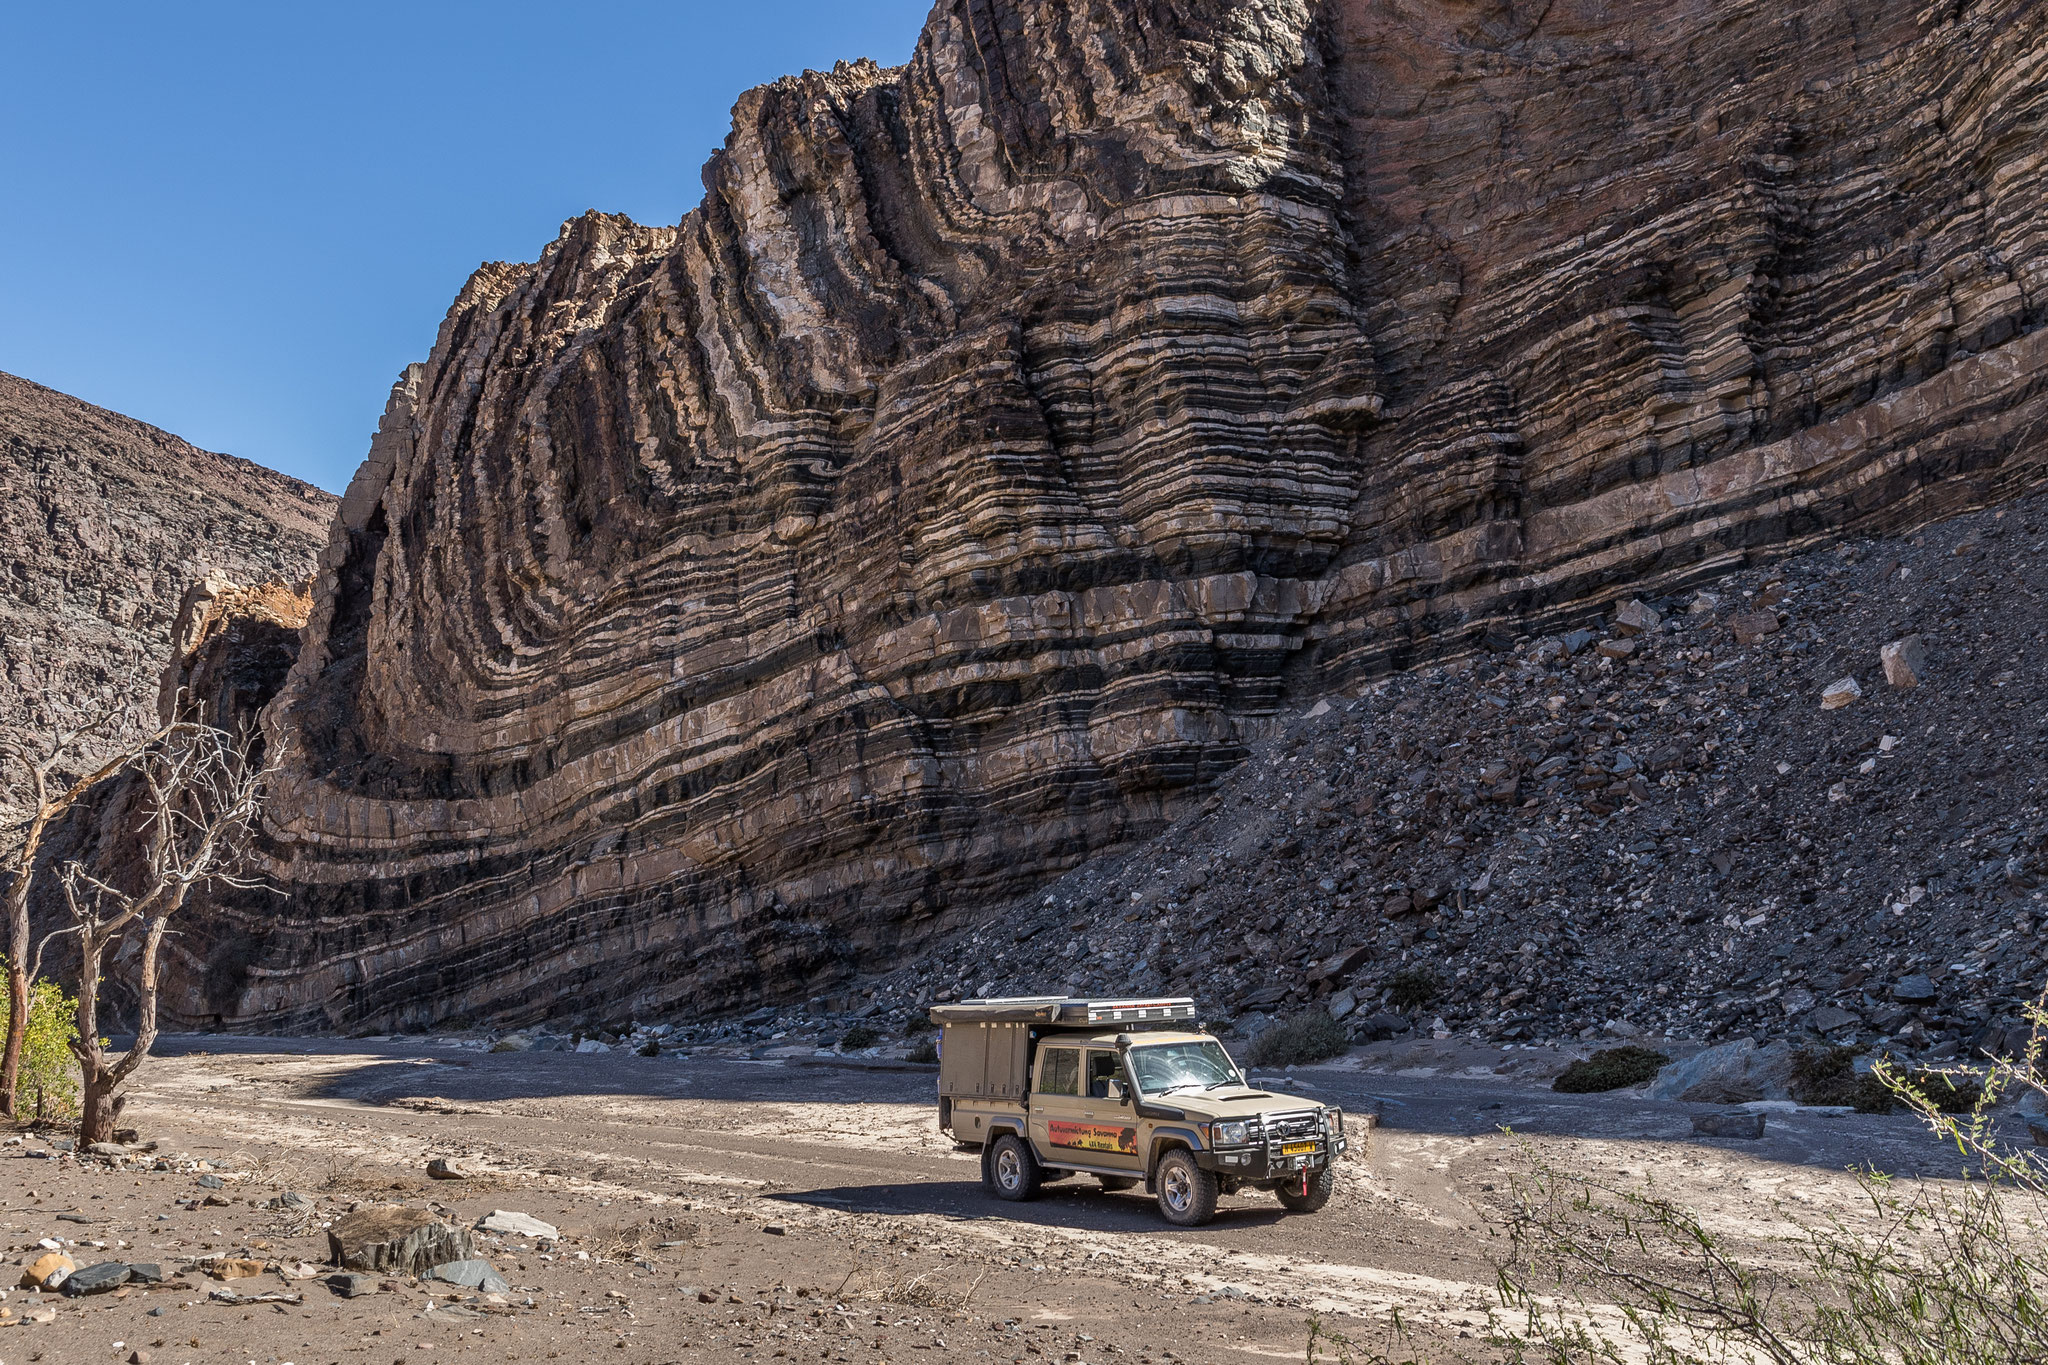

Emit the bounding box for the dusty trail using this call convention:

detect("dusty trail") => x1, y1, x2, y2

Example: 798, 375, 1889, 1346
0, 1035, 1982, 1363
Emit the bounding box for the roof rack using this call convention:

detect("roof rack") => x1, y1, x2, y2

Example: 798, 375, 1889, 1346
929, 996, 1198, 1026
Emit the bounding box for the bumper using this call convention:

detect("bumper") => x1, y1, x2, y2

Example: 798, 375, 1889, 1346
1197, 1135, 1346, 1181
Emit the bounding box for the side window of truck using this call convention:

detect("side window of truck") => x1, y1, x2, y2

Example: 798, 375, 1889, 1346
1037, 1048, 1080, 1096
1086, 1051, 1121, 1099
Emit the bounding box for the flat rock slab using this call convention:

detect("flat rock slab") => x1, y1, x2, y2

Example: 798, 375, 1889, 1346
327, 1272, 381, 1298
327, 1205, 474, 1276
426, 1259, 510, 1294
475, 1210, 558, 1240
61, 1262, 131, 1295
125, 1262, 166, 1284
1693, 1111, 1767, 1140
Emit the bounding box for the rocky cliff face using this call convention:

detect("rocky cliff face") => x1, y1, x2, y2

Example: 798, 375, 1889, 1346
0, 372, 334, 824
180, 0, 2048, 1033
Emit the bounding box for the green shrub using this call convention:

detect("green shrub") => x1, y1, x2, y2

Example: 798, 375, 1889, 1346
1385, 968, 1440, 1012
839, 1024, 881, 1051
1, 977, 79, 1120
1791, 1044, 1898, 1112
1552, 1046, 1670, 1094
906, 1038, 938, 1065
1247, 1011, 1350, 1068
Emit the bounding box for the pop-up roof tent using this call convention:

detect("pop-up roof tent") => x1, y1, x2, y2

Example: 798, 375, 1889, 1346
928, 997, 1198, 1027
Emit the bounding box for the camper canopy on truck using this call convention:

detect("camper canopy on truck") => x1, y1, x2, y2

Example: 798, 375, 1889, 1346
929, 996, 1348, 1227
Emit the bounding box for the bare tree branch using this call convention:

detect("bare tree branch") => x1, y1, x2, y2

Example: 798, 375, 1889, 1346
57, 718, 283, 1142
1, 698, 156, 1118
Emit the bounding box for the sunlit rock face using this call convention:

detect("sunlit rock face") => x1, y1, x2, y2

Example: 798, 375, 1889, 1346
170, 0, 2048, 1031
0, 371, 332, 825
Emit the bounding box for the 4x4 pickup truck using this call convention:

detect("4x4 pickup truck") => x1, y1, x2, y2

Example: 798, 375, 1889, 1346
930, 997, 1348, 1226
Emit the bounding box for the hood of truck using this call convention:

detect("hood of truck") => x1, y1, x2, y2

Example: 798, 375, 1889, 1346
1143, 1087, 1324, 1121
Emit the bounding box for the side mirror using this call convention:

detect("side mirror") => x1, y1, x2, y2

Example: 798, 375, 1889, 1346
1106, 1079, 1129, 1104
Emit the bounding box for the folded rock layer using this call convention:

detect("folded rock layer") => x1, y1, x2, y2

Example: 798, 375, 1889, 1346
174, 0, 2048, 1031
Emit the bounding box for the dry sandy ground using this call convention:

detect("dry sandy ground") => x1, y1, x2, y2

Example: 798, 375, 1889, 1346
0, 1036, 1994, 1365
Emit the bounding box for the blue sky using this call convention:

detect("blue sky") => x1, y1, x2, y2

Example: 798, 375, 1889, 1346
1, 1, 932, 492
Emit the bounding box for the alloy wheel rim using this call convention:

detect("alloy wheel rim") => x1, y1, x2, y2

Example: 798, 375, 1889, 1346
997, 1148, 1021, 1189
1163, 1165, 1192, 1210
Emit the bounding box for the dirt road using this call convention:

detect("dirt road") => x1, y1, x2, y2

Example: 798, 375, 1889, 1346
0, 1036, 1982, 1364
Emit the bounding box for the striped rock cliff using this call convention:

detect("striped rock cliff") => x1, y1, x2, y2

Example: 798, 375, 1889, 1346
0, 372, 333, 828
171, 0, 2048, 1031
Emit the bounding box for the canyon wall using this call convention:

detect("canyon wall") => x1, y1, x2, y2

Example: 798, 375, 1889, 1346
171, 0, 2048, 1031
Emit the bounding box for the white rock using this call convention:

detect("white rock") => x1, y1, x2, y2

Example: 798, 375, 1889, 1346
475, 1210, 559, 1240
1820, 677, 1863, 709
574, 1039, 612, 1054
1881, 635, 1926, 688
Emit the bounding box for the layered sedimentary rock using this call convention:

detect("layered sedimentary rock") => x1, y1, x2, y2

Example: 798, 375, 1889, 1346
174, 0, 2048, 1032
0, 372, 333, 824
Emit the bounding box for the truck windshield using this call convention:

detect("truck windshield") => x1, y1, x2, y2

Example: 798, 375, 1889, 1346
1127, 1041, 1242, 1095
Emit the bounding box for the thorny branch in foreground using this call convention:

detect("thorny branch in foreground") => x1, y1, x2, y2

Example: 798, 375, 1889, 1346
1490, 985, 2048, 1364
1301, 986, 2048, 1365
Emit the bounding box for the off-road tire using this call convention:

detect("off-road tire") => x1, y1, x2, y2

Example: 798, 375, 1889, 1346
1154, 1149, 1219, 1226
1096, 1175, 1139, 1192
986, 1133, 1041, 1202
1274, 1165, 1335, 1213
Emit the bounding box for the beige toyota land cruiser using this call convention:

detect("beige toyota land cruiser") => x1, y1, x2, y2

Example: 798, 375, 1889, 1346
930, 997, 1348, 1226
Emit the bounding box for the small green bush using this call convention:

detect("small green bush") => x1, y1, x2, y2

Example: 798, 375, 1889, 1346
1386, 968, 1440, 1012
1791, 1045, 1898, 1112
839, 1024, 880, 1051
1552, 1046, 1670, 1094
1247, 1011, 1350, 1068
906, 1038, 939, 1065
1, 977, 79, 1120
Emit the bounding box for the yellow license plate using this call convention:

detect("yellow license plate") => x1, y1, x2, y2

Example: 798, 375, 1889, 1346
1282, 1141, 1317, 1156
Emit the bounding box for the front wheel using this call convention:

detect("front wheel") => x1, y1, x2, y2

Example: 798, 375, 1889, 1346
1154, 1149, 1219, 1226
1274, 1165, 1334, 1213
986, 1133, 1041, 1202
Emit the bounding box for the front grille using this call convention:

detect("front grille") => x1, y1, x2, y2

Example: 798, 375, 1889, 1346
1261, 1110, 1321, 1144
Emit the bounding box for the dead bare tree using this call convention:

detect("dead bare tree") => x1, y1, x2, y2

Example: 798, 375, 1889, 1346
55, 720, 278, 1144
0, 706, 134, 1118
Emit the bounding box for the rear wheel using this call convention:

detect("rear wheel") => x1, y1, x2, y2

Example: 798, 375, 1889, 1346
1096, 1175, 1139, 1192
986, 1134, 1041, 1202
1275, 1165, 1334, 1213
1154, 1149, 1218, 1227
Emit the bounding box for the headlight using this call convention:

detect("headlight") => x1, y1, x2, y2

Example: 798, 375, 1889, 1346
1327, 1108, 1344, 1138
1213, 1121, 1250, 1146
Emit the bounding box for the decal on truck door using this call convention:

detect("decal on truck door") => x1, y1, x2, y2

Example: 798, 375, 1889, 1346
1047, 1121, 1138, 1155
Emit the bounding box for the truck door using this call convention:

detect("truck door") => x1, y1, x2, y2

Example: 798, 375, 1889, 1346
1030, 1045, 1141, 1172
